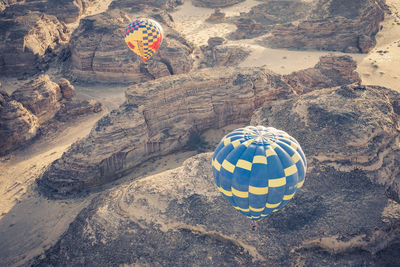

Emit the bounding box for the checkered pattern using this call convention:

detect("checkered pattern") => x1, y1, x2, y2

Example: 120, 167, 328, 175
124, 18, 163, 62
212, 126, 307, 220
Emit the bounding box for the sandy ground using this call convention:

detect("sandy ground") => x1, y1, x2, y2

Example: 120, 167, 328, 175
354, 0, 400, 92
1, 0, 400, 266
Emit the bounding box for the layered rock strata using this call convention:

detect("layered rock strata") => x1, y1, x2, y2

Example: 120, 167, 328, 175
283, 55, 361, 94
66, 9, 193, 83
192, 0, 244, 8
37, 67, 294, 197
37, 56, 361, 197
198, 37, 250, 69
108, 0, 184, 10
0, 75, 102, 154
229, 0, 312, 40
265, 0, 386, 53
0, 10, 70, 76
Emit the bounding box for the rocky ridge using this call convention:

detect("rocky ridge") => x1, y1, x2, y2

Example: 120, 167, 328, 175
37, 56, 361, 197
65, 8, 193, 83
265, 0, 386, 53
0, 75, 102, 154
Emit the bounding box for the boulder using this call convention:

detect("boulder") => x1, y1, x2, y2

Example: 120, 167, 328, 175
0, 100, 39, 154
58, 78, 75, 100
11, 75, 62, 124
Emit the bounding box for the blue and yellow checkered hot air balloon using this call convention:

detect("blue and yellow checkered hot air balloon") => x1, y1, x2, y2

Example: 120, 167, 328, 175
124, 18, 163, 62
212, 126, 306, 221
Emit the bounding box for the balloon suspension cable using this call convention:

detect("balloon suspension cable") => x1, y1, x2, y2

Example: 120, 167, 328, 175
250, 220, 258, 231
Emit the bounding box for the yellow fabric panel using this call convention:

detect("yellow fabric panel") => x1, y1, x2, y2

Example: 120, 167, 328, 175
266, 202, 281, 208
234, 206, 250, 212
291, 142, 298, 150
291, 152, 301, 163
283, 193, 295, 200
236, 159, 252, 171
232, 187, 249, 198
284, 165, 297, 176
252, 155, 267, 164
265, 148, 276, 157
213, 159, 221, 171
249, 186, 268, 195
243, 139, 254, 147
231, 140, 242, 148
222, 160, 235, 173
297, 180, 305, 188
268, 177, 286, 187
223, 137, 231, 146
218, 187, 232, 197
250, 206, 265, 212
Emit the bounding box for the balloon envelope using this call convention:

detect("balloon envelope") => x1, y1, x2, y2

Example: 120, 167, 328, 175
212, 126, 306, 220
124, 18, 163, 62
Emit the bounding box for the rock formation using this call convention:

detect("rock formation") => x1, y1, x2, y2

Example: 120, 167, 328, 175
0, 0, 115, 77
198, 37, 250, 69
0, 75, 102, 154
37, 56, 361, 198
11, 75, 63, 124
283, 55, 361, 94
0, 99, 39, 154
265, 0, 386, 53
31, 150, 400, 266
251, 84, 400, 201
65, 9, 193, 83
192, 0, 244, 8
206, 8, 225, 22
0, 10, 70, 76
228, 0, 312, 40
108, 0, 184, 10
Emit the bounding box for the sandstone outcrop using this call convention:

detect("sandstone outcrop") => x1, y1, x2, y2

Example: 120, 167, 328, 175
198, 37, 250, 68
265, 0, 386, 53
0, 75, 102, 154
32, 151, 400, 266
37, 56, 361, 197
228, 0, 312, 40
251, 84, 400, 201
37, 67, 295, 197
108, 0, 184, 10
0, 10, 70, 76
0, 0, 25, 12
57, 78, 75, 100
66, 9, 193, 83
283, 55, 361, 94
0, 99, 39, 154
11, 75, 62, 124
192, 0, 244, 8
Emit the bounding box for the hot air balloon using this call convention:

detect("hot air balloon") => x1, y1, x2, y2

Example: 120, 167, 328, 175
212, 125, 306, 221
124, 18, 163, 62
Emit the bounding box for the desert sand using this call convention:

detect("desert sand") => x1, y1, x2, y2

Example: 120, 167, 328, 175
0, 0, 400, 266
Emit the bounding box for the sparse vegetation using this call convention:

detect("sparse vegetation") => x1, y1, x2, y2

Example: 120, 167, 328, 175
186, 132, 209, 152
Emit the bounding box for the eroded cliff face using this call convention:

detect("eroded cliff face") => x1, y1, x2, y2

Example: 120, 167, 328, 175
37, 56, 361, 198
0, 75, 102, 154
227, 0, 385, 53
66, 8, 193, 83
192, 0, 244, 8
31, 151, 400, 266
283, 55, 361, 94
37, 67, 294, 197
0, 10, 70, 76
265, 0, 386, 53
